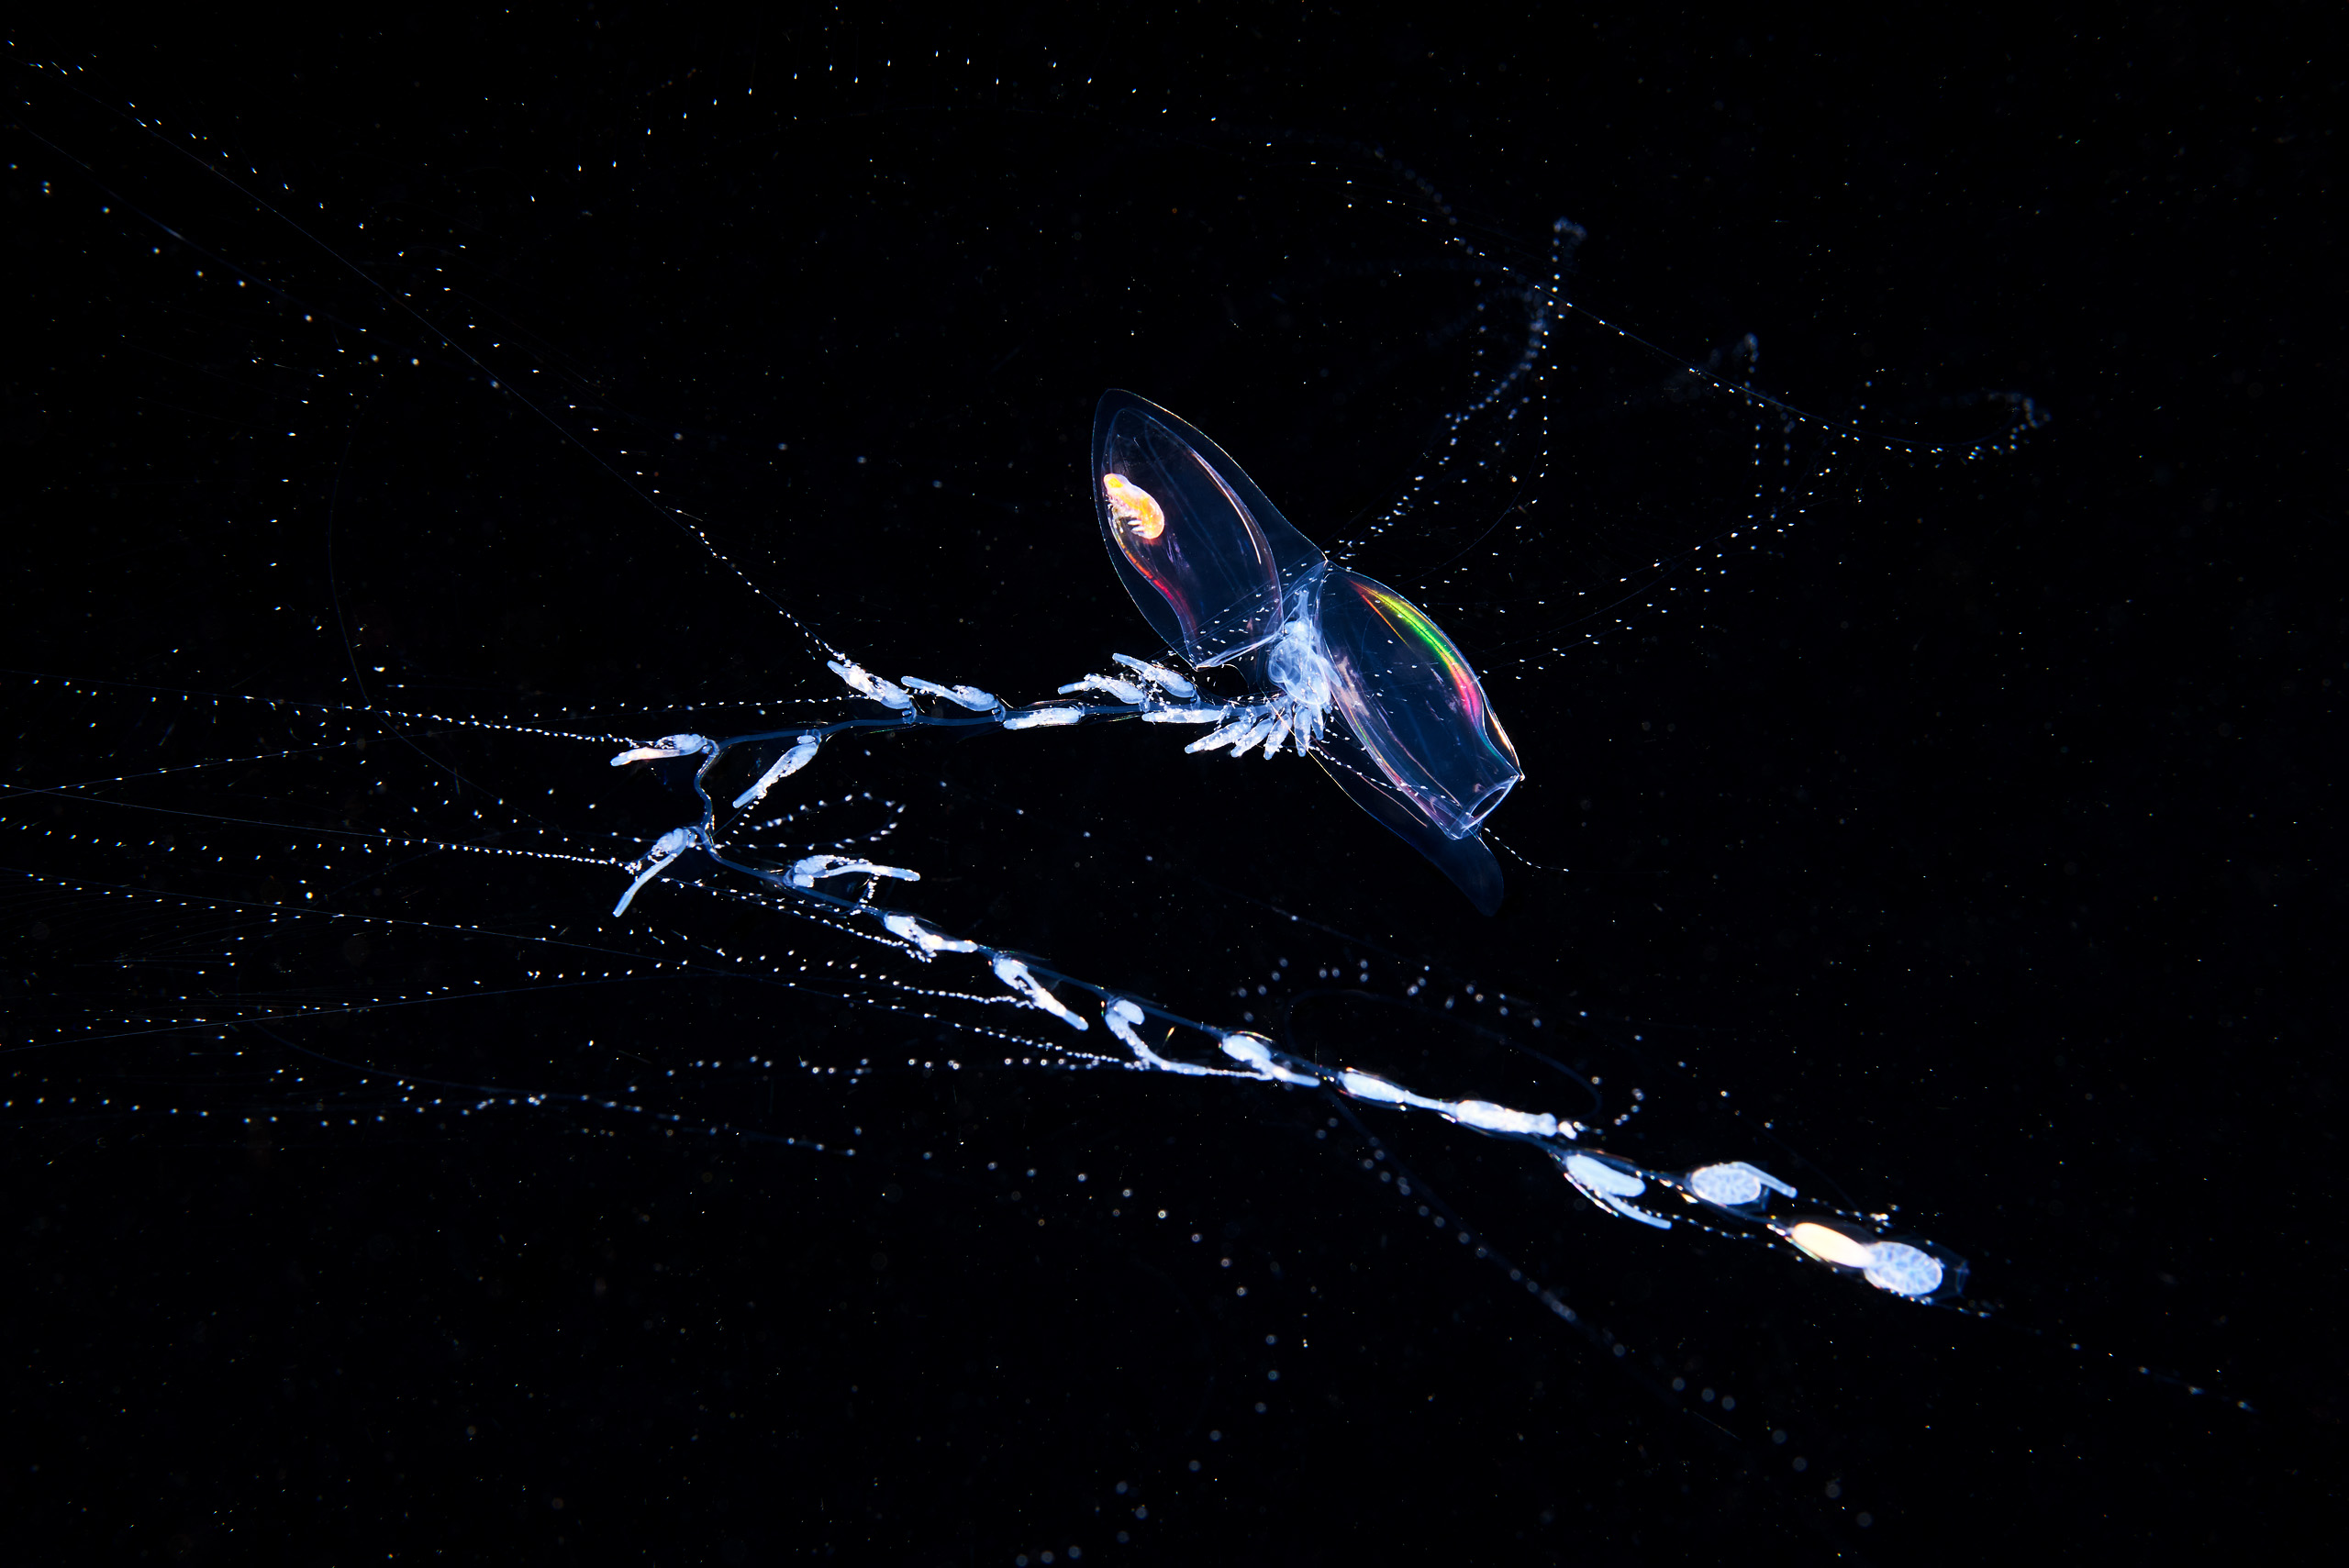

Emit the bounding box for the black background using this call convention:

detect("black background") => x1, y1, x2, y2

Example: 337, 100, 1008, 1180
5, 7, 2342, 1564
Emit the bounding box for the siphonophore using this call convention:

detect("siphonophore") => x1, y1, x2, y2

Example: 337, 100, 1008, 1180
565, 373, 1967, 1306
3, 52, 2083, 1559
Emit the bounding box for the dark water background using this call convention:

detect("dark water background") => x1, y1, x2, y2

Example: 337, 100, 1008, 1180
5, 10, 2340, 1562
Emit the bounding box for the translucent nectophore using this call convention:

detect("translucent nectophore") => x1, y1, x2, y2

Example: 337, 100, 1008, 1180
1093, 389, 1526, 911
5, 49, 2110, 1562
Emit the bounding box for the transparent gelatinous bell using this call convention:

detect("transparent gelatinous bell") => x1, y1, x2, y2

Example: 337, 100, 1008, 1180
1308, 565, 1522, 915
1315, 566, 1521, 840
1092, 390, 1325, 667
1093, 389, 1522, 913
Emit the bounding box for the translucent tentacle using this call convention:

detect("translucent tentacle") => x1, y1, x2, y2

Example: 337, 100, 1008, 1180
731, 733, 822, 808
1057, 673, 1150, 705
1111, 651, 1197, 699
902, 677, 1001, 712
610, 733, 717, 766
827, 658, 915, 711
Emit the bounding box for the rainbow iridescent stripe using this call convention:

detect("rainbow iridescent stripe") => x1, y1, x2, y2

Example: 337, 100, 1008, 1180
1345, 576, 1486, 725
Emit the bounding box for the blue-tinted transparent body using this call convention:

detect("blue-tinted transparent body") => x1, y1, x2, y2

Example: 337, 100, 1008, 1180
1092, 390, 1523, 912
